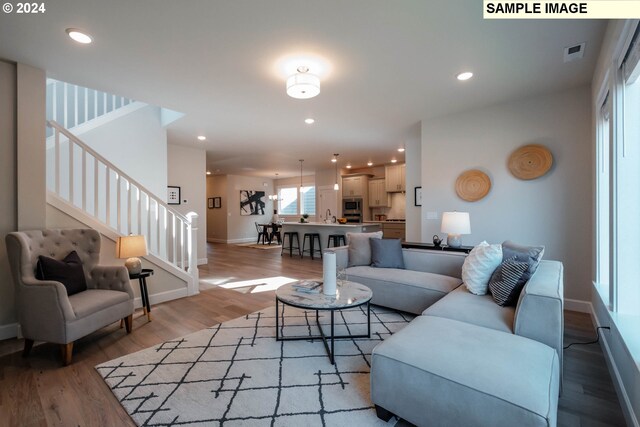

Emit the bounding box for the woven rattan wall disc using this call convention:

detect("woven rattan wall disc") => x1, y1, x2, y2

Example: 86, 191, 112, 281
455, 169, 491, 202
508, 144, 553, 180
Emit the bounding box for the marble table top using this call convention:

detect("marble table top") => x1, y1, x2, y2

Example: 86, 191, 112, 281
276, 280, 372, 310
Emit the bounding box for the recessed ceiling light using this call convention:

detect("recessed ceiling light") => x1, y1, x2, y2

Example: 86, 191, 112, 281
304, 118, 315, 124
206, 171, 211, 175
391, 159, 398, 163
367, 161, 373, 166
197, 135, 206, 141
346, 164, 352, 169
456, 71, 474, 81
66, 28, 93, 44
398, 148, 405, 152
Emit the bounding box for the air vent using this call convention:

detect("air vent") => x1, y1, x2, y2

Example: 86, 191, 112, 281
564, 42, 586, 63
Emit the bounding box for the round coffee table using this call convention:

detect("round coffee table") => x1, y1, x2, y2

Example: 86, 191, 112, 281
275, 280, 373, 364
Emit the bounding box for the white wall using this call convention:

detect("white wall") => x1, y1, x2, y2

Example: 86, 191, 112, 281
207, 175, 228, 242
167, 144, 207, 261
0, 60, 18, 337
79, 105, 168, 199
226, 175, 275, 243
405, 123, 422, 241
421, 85, 592, 302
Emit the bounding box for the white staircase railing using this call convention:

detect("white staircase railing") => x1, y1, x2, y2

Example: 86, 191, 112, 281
46, 120, 199, 295
46, 79, 140, 138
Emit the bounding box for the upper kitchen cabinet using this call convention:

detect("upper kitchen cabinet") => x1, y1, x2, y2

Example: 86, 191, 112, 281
368, 178, 390, 207
385, 164, 406, 192
342, 175, 369, 198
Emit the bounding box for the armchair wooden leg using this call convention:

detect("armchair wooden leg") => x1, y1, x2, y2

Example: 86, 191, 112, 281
124, 314, 133, 333
61, 342, 74, 366
22, 339, 34, 358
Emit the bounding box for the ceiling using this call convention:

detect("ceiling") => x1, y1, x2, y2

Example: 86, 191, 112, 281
0, 1, 606, 178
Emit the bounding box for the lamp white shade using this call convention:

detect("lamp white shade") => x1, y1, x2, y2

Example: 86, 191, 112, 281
286, 72, 320, 99
440, 212, 471, 235
116, 235, 148, 258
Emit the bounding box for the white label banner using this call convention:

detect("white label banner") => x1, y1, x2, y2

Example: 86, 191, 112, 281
484, 1, 640, 19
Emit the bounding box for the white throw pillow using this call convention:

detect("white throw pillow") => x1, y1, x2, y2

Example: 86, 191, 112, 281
462, 241, 503, 295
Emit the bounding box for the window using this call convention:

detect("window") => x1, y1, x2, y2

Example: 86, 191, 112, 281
277, 184, 316, 216
300, 186, 316, 215
278, 187, 298, 215
595, 23, 640, 315
595, 94, 610, 301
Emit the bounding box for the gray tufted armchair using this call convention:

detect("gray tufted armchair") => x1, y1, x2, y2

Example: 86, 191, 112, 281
5, 229, 134, 365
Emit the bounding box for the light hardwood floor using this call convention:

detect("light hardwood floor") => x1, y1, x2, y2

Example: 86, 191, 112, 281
0, 243, 626, 426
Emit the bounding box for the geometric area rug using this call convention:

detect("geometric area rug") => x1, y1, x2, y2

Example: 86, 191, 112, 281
96, 305, 414, 426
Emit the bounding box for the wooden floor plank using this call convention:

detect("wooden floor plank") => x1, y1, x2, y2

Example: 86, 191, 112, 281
0, 242, 626, 426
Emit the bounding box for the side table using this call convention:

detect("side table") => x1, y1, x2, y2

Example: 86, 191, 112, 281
130, 268, 154, 321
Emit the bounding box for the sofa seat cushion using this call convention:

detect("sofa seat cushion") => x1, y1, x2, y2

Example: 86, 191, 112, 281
68, 289, 130, 319
423, 285, 515, 333
345, 266, 461, 314
371, 316, 559, 427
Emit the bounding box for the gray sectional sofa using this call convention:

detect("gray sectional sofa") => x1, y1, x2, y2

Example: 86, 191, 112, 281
332, 246, 564, 427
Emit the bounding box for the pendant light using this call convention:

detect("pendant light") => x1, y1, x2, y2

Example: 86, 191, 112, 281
333, 154, 339, 191
299, 159, 304, 193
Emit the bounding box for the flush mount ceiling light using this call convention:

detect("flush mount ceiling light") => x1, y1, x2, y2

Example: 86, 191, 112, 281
304, 118, 315, 124
287, 66, 320, 99
456, 71, 474, 81
66, 28, 93, 44
197, 135, 206, 141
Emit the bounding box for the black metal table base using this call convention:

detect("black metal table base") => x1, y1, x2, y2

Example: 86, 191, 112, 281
275, 300, 371, 364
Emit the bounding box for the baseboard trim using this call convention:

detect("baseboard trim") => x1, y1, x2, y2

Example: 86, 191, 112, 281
207, 238, 227, 243
134, 287, 188, 309
564, 298, 592, 314
197, 257, 208, 266
0, 323, 20, 340
591, 303, 640, 427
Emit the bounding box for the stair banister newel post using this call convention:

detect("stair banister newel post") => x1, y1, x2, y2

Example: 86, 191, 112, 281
186, 211, 200, 296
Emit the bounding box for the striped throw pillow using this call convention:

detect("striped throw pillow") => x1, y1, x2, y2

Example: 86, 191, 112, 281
488, 257, 529, 306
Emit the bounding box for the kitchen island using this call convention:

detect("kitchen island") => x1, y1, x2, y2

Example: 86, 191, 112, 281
281, 222, 381, 251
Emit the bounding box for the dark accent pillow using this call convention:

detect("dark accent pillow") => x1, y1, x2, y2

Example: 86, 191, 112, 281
36, 251, 87, 296
501, 240, 544, 290
370, 238, 405, 269
488, 257, 529, 306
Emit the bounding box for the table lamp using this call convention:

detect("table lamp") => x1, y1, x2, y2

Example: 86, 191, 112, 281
116, 235, 148, 275
441, 212, 471, 248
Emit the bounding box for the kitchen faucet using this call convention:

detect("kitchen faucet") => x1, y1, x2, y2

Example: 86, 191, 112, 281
326, 209, 332, 221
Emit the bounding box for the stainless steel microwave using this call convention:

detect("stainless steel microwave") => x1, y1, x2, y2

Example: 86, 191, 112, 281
343, 198, 362, 212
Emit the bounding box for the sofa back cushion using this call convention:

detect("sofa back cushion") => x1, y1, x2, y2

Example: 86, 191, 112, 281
346, 231, 383, 266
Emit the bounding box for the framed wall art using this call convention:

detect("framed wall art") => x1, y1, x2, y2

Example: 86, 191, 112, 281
414, 186, 422, 206
240, 190, 265, 216
168, 186, 181, 205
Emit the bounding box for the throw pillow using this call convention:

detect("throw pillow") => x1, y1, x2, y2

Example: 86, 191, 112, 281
36, 250, 88, 296
370, 238, 405, 269
488, 257, 529, 306
501, 240, 545, 292
346, 231, 383, 267
461, 241, 502, 295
